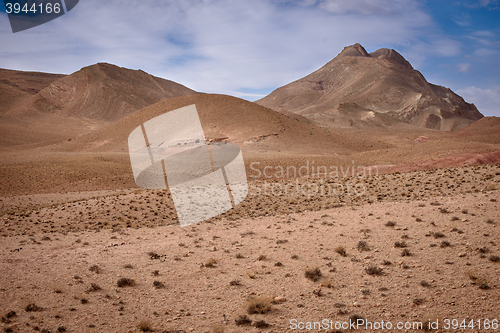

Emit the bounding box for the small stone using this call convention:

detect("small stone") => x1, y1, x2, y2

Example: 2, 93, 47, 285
274, 296, 286, 303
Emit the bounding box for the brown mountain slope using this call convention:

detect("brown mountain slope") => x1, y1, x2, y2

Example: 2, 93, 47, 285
0, 64, 198, 150
256, 43, 483, 131
0, 68, 65, 114
3, 63, 197, 121
58, 93, 388, 156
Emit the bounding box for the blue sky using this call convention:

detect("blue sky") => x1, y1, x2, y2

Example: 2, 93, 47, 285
0, 0, 499, 116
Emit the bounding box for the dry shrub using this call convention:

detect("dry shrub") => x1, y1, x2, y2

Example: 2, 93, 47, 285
137, 319, 153, 332
357, 241, 370, 251
489, 255, 500, 263
304, 267, 322, 282
334, 246, 347, 256
89, 265, 101, 273
255, 320, 270, 328
86, 283, 101, 293
401, 248, 412, 257
246, 295, 273, 314
25, 303, 42, 312
117, 277, 135, 288
365, 266, 383, 276
205, 258, 217, 267
394, 241, 407, 248
153, 281, 165, 289
235, 314, 252, 326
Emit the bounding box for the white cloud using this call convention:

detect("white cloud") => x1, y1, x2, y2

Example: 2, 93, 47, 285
0, 0, 480, 98
456, 86, 500, 117
457, 63, 471, 72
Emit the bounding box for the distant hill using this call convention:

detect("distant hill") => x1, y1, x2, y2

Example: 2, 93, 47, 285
256, 43, 483, 131
60, 93, 388, 156
0, 64, 197, 149
1, 63, 197, 121
0, 68, 64, 115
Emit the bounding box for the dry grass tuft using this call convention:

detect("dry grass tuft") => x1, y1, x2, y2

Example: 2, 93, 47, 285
205, 258, 217, 267
137, 319, 153, 332
246, 295, 273, 314
117, 277, 135, 288
304, 267, 322, 282
357, 241, 370, 251
401, 248, 412, 257
255, 320, 270, 328
153, 281, 165, 289
489, 255, 500, 263
235, 314, 252, 326
89, 265, 101, 273
25, 303, 42, 312
365, 266, 383, 276
334, 246, 347, 256
86, 283, 101, 293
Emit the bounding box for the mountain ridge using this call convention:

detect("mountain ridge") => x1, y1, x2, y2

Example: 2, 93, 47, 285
256, 43, 483, 131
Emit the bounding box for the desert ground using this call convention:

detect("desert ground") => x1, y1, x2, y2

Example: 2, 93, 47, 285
1, 160, 499, 332
1, 65, 500, 332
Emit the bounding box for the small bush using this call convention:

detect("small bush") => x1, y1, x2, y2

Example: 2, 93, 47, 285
385, 221, 396, 227
401, 249, 411, 257
205, 258, 217, 267
86, 283, 101, 293
305, 267, 322, 282
334, 246, 347, 256
147, 252, 160, 260
433, 232, 445, 239
229, 280, 241, 286
357, 241, 370, 252
25, 303, 42, 312
153, 281, 165, 289
394, 241, 407, 248
257, 255, 267, 261
117, 277, 135, 288
440, 241, 451, 248
489, 255, 500, 263
89, 265, 100, 273
255, 320, 270, 328
365, 266, 383, 276
246, 295, 272, 314
350, 314, 365, 322
137, 319, 153, 332
235, 314, 252, 325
